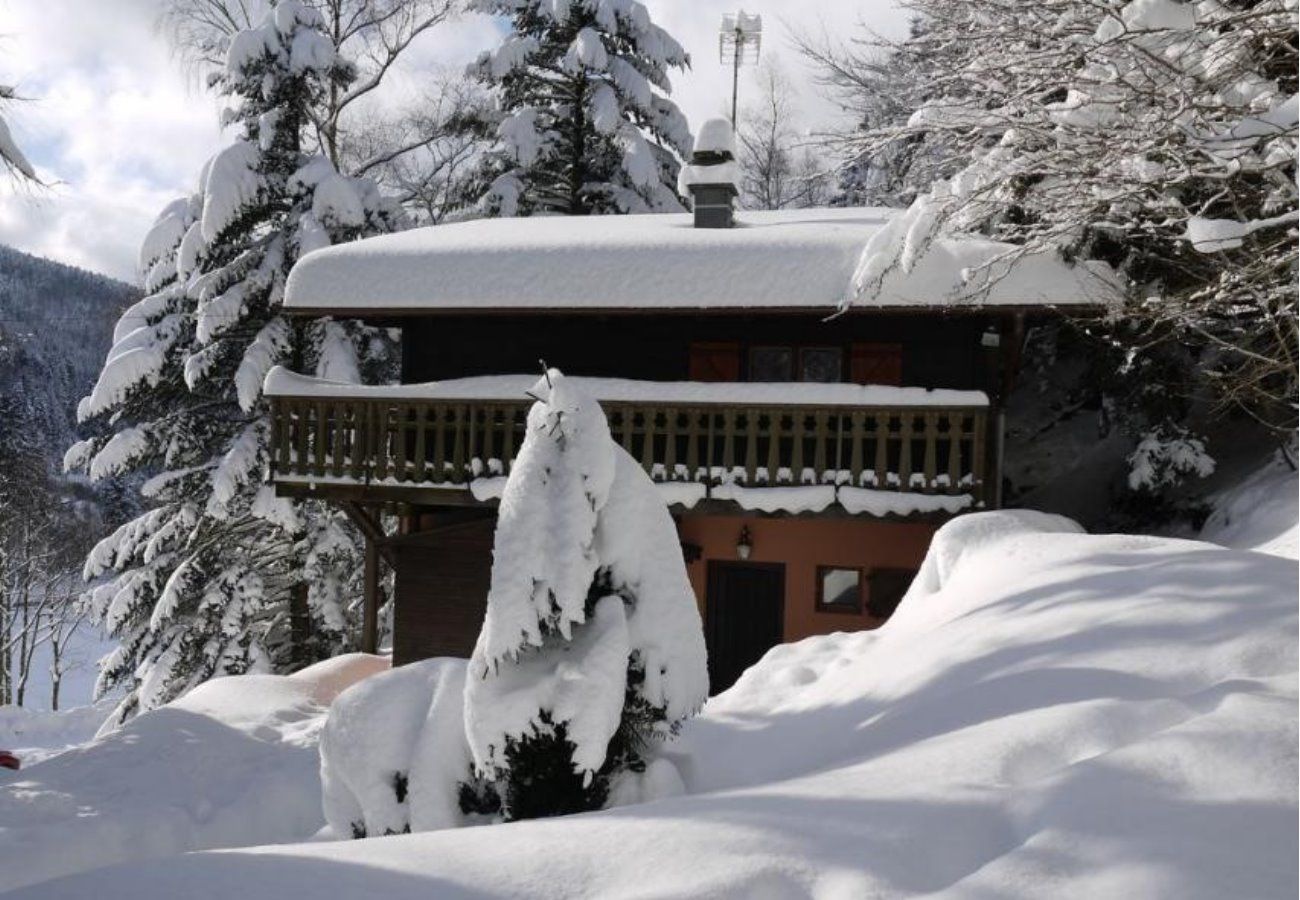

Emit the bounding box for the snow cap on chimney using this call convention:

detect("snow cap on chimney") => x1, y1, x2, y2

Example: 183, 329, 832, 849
681, 117, 739, 228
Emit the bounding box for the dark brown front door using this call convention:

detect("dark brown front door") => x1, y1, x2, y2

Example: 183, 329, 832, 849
705, 561, 785, 695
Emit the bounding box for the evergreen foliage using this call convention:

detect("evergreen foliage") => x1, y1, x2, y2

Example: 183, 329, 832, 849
819, 0, 1297, 485
463, 371, 707, 821
463, 0, 694, 216
67, 0, 403, 724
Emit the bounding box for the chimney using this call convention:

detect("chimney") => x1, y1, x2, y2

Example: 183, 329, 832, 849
682, 118, 739, 228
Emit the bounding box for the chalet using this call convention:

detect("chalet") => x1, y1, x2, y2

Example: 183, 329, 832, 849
265, 129, 1114, 693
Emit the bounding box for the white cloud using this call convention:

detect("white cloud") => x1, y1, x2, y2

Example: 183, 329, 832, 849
0, 0, 223, 280
0, 0, 906, 282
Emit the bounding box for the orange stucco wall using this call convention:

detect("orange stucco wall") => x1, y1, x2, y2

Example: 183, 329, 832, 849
675, 515, 938, 643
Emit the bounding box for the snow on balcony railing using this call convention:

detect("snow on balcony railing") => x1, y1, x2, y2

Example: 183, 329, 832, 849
265, 368, 991, 514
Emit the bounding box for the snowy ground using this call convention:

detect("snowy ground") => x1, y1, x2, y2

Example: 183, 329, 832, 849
3, 511, 1293, 899
1198, 452, 1298, 559
0, 654, 387, 894
0, 702, 113, 768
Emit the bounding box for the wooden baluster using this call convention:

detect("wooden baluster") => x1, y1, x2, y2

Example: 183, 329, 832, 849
451, 405, 466, 483
273, 399, 290, 475
618, 406, 634, 452
874, 413, 889, 488
466, 405, 479, 478
922, 412, 939, 493
764, 410, 780, 484
431, 404, 447, 484
946, 412, 962, 494
812, 410, 828, 483
640, 407, 657, 474
482, 405, 497, 474
346, 403, 362, 482
394, 402, 409, 483
832, 411, 845, 477
313, 400, 328, 478
849, 411, 865, 486
790, 411, 805, 482
412, 404, 428, 483
685, 408, 700, 481
898, 413, 914, 492
502, 404, 518, 472
663, 406, 678, 478
971, 410, 986, 506
721, 409, 736, 481
744, 408, 760, 484
330, 402, 345, 478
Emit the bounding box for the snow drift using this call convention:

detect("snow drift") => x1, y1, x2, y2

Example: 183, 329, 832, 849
0, 654, 387, 893
15, 512, 1295, 899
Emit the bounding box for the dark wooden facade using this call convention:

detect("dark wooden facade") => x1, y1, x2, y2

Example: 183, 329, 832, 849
389, 514, 494, 665
271, 306, 1034, 664
399, 312, 999, 396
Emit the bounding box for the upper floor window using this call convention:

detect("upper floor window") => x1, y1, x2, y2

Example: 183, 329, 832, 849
689, 341, 903, 385
749, 346, 844, 383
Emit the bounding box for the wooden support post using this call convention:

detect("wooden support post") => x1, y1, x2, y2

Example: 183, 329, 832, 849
362, 538, 379, 655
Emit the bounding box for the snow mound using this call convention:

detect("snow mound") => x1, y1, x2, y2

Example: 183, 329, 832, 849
1200, 453, 1298, 559
22, 514, 1296, 899
0, 655, 388, 893
320, 658, 469, 839
0, 701, 113, 768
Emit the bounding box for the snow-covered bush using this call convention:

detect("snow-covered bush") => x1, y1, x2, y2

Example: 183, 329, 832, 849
463, 370, 707, 821
1127, 427, 1216, 493
319, 658, 470, 838
463, 0, 693, 215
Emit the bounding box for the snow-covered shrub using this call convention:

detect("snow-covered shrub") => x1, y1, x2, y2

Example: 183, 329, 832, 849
319, 658, 470, 838
463, 370, 707, 821
1127, 427, 1217, 494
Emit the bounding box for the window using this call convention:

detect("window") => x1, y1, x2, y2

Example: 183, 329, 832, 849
750, 346, 794, 382
750, 346, 845, 383
816, 566, 864, 614
867, 568, 917, 620
800, 347, 844, 383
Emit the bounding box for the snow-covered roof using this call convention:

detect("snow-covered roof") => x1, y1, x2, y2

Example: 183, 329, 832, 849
263, 367, 989, 408
283, 207, 1119, 314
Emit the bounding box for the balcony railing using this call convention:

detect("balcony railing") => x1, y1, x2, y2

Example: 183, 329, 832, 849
266, 376, 992, 514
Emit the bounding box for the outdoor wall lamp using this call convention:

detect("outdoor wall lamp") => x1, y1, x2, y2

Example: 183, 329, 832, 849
736, 525, 753, 560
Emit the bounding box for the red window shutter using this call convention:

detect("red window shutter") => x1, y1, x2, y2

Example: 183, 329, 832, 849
689, 342, 741, 382
850, 343, 904, 386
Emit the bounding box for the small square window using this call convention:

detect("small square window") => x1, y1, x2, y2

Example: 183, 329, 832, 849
800, 347, 843, 383
867, 568, 917, 621
816, 566, 863, 614
749, 346, 794, 382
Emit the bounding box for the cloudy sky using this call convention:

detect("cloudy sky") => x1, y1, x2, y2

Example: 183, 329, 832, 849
0, 0, 907, 283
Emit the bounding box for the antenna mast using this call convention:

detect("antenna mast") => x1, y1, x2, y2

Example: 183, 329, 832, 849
719, 11, 763, 131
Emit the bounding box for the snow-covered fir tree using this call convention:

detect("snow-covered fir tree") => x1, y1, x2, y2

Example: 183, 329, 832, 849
66, 0, 403, 725
463, 371, 707, 821
464, 0, 694, 216
835, 0, 1296, 475
0, 83, 36, 181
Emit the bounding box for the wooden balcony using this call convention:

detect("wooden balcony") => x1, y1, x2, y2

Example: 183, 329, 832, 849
266, 374, 991, 517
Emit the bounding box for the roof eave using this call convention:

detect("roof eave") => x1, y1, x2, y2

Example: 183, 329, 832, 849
281, 302, 1105, 319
